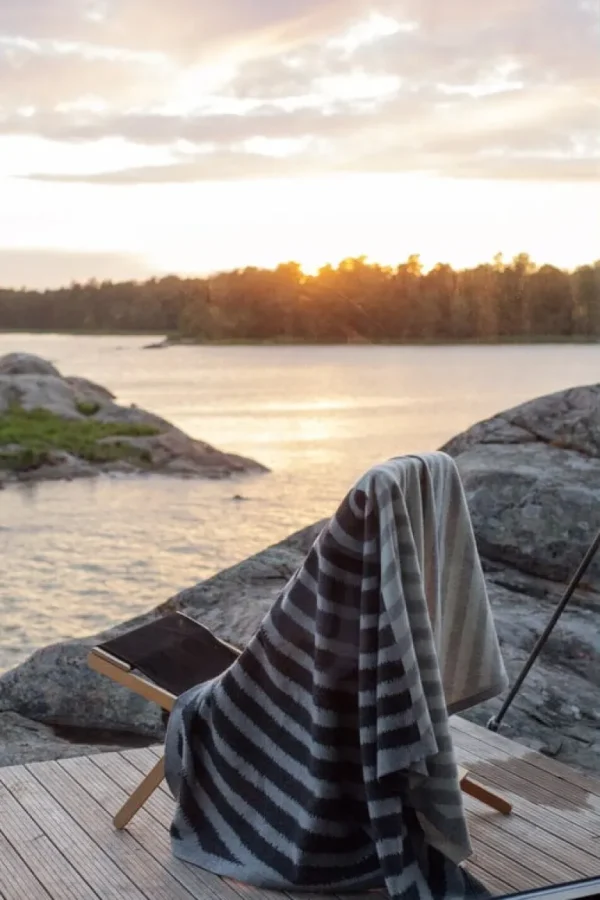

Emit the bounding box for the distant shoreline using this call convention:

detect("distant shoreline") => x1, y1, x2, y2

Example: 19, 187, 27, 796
1, 330, 599, 346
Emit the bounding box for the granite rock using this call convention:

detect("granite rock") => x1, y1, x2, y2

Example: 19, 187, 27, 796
0, 352, 268, 484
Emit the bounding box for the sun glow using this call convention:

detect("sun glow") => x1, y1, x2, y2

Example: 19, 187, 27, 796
140, 174, 600, 278
2, 133, 600, 289
1, 166, 599, 289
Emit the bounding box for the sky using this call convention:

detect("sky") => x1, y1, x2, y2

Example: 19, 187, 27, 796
0, 0, 599, 289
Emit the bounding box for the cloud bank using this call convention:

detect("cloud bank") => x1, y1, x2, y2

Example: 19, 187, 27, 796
0, 0, 598, 183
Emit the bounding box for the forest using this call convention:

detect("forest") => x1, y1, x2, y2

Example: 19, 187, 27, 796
1, 254, 599, 343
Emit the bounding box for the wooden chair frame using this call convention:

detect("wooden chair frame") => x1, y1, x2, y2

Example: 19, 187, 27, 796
88, 647, 512, 830
88, 647, 175, 829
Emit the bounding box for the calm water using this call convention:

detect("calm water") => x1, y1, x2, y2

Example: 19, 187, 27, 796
1, 333, 599, 672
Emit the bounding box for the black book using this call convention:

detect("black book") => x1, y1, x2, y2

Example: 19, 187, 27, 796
98, 612, 241, 697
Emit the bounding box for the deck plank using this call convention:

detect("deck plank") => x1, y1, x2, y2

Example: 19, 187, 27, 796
453, 717, 600, 799
61, 753, 228, 900
0, 777, 101, 900
462, 795, 579, 885
456, 745, 600, 868
31, 757, 199, 900
2, 720, 600, 899
452, 724, 600, 839
0, 763, 145, 900
0, 832, 52, 900
453, 717, 600, 807
91, 749, 266, 900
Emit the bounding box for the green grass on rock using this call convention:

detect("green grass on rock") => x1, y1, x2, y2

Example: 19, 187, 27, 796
75, 399, 101, 416
0, 405, 160, 471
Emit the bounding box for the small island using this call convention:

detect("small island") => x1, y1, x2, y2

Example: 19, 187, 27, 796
0, 352, 268, 486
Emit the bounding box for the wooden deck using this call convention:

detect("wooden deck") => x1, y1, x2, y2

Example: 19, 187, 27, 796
1, 718, 600, 900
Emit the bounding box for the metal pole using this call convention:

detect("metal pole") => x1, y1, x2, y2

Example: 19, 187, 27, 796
487, 528, 600, 732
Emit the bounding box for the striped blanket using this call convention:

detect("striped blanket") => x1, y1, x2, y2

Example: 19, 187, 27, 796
164, 452, 507, 900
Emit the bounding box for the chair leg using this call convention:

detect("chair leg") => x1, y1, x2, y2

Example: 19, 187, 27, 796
458, 767, 512, 815
113, 755, 165, 829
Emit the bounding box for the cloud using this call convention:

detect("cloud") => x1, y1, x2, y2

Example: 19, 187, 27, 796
24, 152, 314, 183
0, 0, 364, 57
451, 157, 600, 181
0, 38, 171, 109
0, 0, 598, 184
0, 248, 151, 289
15, 83, 600, 185
0, 103, 379, 144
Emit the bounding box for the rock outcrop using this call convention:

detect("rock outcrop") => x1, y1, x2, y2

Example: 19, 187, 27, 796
442, 383, 600, 587
1, 383, 599, 773
439, 384, 600, 771
0, 353, 62, 377
0, 352, 267, 484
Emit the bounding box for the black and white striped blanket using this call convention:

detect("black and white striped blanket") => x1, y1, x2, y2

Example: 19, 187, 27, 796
165, 452, 507, 900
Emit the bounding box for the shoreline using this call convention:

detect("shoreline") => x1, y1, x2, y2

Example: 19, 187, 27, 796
1, 330, 599, 346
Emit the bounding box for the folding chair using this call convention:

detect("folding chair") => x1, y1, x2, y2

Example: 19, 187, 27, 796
88, 612, 512, 830
88, 613, 240, 829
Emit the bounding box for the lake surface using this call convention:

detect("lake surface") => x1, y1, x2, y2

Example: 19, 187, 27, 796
1, 333, 600, 672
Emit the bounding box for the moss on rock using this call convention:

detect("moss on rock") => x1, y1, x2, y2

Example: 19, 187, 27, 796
0, 405, 160, 471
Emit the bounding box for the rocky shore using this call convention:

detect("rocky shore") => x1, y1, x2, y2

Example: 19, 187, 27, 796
1, 382, 599, 773
0, 352, 267, 486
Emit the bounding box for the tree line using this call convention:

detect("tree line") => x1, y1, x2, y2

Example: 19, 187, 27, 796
2, 254, 600, 343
